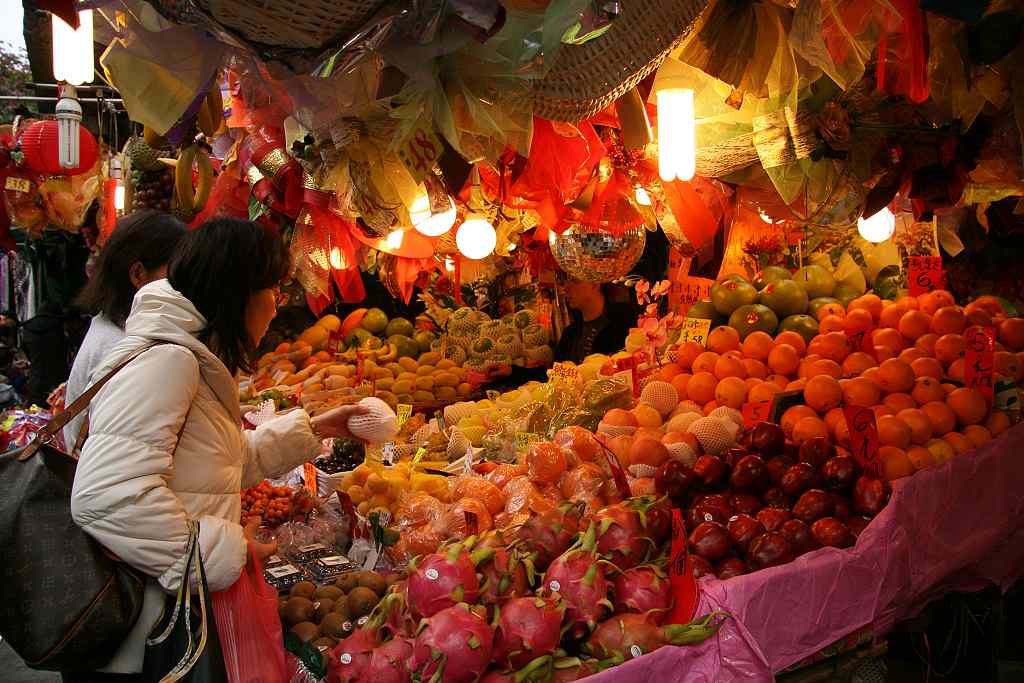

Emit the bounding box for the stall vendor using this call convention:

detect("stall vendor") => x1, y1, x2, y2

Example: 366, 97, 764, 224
555, 280, 635, 363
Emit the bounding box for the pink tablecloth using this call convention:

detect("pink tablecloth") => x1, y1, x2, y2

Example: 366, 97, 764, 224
586, 422, 1024, 682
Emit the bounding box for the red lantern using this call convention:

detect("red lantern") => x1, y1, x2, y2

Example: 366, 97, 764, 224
18, 120, 99, 175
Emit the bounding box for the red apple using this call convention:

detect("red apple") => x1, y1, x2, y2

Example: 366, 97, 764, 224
846, 516, 872, 539
747, 531, 794, 570
756, 507, 792, 532
852, 476, 890, 516
761, 486, 791, 510
821, 455, 858, 492
728, 493, 762, 517
724, 447, 750, 468
798, 437, 836, 470
765, 455, 795, 487
693, 455, 729, 489
690, 555, 713, 578
779, 518, 817, 555
729, 455, 768, 493
655, 461, 696, 505
831, 493, 851, 521
748, 422, 785, 457
727, 514, 766, 553
697, 494, 734, 521
716, 557, 747, 580
792, 489, 835, 523
811, 517, 853, 549
689, 521, 732, 561
687, 503, 726, 529
781, 462, 817, 497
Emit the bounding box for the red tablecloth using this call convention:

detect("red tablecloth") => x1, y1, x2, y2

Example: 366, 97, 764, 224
585, 422, 1024, 682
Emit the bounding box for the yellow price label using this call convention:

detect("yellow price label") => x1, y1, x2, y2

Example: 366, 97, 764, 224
551, 363, 579, 384
515, 432, 542, 452
396, 119, 443, 184
411, 446, 428, 467
397, 404, 413, 426
677, 317, 712, 347
4, 176, 30, 193
486, 389, 500, 402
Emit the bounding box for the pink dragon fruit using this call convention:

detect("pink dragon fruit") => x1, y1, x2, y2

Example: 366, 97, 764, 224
492, 597, 565, 669
540, 522, 612, 639
516, 501, 585, 570
365, 637, 414, 683
584, 612, 727, 662
548, 657, 602, 682
478, 655, 561, 683
593, 497, 671, 570
612, 565, 672, 623
406, 541, 485, 619
479, 548, 534, 605
413, 604, 494, 683
327, 627, 382, 683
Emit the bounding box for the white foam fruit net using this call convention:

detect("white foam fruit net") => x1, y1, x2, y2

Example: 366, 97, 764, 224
443, 401, 477, 426
347, 397, 399, 443
667, 412, 702, 434
666, 442, 699, 467
640, 380, 679, 417
710, 406, 744, 431
688, 416, 734, 455
597, 422, 638, 438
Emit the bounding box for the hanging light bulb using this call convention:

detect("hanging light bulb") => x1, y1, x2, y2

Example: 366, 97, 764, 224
657, 88, 696, 182
52, 10, 94, 86
634, 186, 652, 206
444, 256, 455, 273
857, 207, 896, 243
114, 181, 125, 211
759, 210, 774, 224
455, 214, 496, 260
55, 86, 82, 169
385, 228, 405, 250
329, 246, 346, 269
412, 193, 457, 237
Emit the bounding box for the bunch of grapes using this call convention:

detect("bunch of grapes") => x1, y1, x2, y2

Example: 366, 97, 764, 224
131, 167, 175, 212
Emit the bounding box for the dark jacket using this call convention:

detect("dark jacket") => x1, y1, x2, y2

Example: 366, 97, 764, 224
555, 303, 636, 363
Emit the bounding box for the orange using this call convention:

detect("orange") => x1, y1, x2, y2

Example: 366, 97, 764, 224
742, 331, 775, 361
813, 332, 854, 363
714, 355, 748, 380
781, 405, 818, 439
941, 431, 974, 456
946, 358, 965, 382
883, 392, 917, 413
768, 344, 801, 376
714, 376, 749, 409
844, 309, 875, 334
824, 406, 847, 434
994, 351, 1023, 382
832, 414, 851, 446
915, 333, 938, 356
862, 366, 882, 385
998, 317, 1024, 351
798, 354, 823, 377
934, 334, 966, 366
708, 326, 741, 354
906, 445, 934, 471
686, 372, 718, 404
897, 348, 926, 365
818, 314, 846, 335
632, 404, 663, 428
946, 387, 988, 426
842, 352, 877, 378
898, 408, 934, 445
971, 295, 1007, 318
749, 381, 782, 403
657, 363, 684, 382
924, 438, 956, 465
897, 295, 920, 311
629, 438, 671, 468
985, 410, 1010, 436
786, 379, 807, 391
723, 349, 745, 361
745, 377, 763, 390
962, 424, 992, 447
526, 442, 567, 484
453, 478, 506, 515
677, 341, 706, 370
921, 401, 956, 435
692, 351, 721, 374
911, 357, 943, 380
874, 345, 898, 363
877, 415, 913, 449
842, 376, 882, 407
880, 446, 915, 481
804, 375, 843, 414
879, 303, 909, 329
930, 306, 967, 336
671, 373, 692, 398
702, 400, 720, 416
816, 303, 847, 321
872, 328, 906, 354
768, 374, 790, 389
941, 382, 957, 396
919, 290, 956, 316
603, 435, 634, 468
898, 310, 933, 340
964, 305, 993, 328
792, 415, 831, 446
806, 358, 844, 380
742, 358, 768, 379
911, 376, 946, 405
872, 405, 895, 420
774, 330, 808, 354
877, 359, 916, 394
848, 294, 883, 321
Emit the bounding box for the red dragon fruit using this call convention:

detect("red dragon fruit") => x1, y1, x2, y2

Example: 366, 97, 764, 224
492, 597, 565, 669
516, 501, 585, 570
584, 612, 727, 662
327, 627, 383, 683
548, 657, 602, 682
612, 565, 672, 623
413, 603, 494, 683
365, 637, 414, 683
479, 548, 534, 605
406, 541, 486, 619
540, 522, 612, 639
593, 497, 671, 570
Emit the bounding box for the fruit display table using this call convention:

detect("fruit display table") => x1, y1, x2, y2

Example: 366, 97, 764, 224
584, 422, 1024, 682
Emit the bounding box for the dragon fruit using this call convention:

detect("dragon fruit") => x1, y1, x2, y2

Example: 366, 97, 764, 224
365, 637, 415, 683
368, 592, 417, 639
612, 565, 672, 623
479, 548, 534, 605
327, 627, 383, 683
584, 612, 728, 662
406, 541, 485, 619
492, 597, 565, 669
540, 522, 612, 639
593, 496, 671, 569
413, 604, 494, 683
516, 501, 585, 570
548, 658, 602, 682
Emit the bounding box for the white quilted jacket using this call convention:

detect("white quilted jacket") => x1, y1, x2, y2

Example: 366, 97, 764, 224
70, 279, 321, 673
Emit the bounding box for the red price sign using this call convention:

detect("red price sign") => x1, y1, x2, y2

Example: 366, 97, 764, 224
845, 324, 875, 354
464, 511, 479, 536
303, 462, 318, 497
964, 326, 996, 402
843, 405, 880, 478
669, 276, 714, 315
742, 401, 771, 429
336, 490, 359, 537
326, 329, 344, 355
664, 509, 698, 625
908, 256, 944, 297
396, 120, 443, 184
598, 440, 632, 499
614, 355, 641, 397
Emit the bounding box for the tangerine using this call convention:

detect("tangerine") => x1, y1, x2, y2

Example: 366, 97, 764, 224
742, 331, 775, 360
848, 294, 883, 321
749, 381, 782, 403
911, 376, 945, 405
874, 345, 898, 363
714, 376, 749, 409
946, 387, 988, 426
964, 305, 993, 328
921, 401, 956, 436
768, 374, 790, 388
915, 333, 939, 356
872, 328, 906, 355
880, 446, 915, 480
657, 363, 684, 382
702, 400, 721, 416
816, 303, 846, 321
781, 405, 818, 438
910, 357, 943, 380
804, 375, 843, 414
905, 445, 934, 471
998, 317, 1024, 351
775, 330, 809, 354
842, 352, 877, 378
629, 438, 671, 468
877, 359, 916, 394
941, 431, 974, 456
986, 410, 1011, 436
792, 416, 831, 445
946, 358, 965, 382
862, 366, 882, 384
896, 296, 919, 311
879, 303, 909, 329
692, 351, 721, 374
742, 358, 769, 379
671, 373, 692, 398
786, 379, 807, 391
844, 308, 875, 334
962, 424, 992, 448
708, 326, 741, 354
924, 438, 956, 465
811, 332, 853, 363
807, 358, 844, 379
677, 341, 706, 370
883, 392, 917, 413
632, 404, 663, 428
686, 372, 718, 404
898, 310, 932, 340
930, 306, 967, 335
818, 314, 847, 335
526, 442, 567, 484
768, 344, 801, 376
898, 408, 934, 445
714, 355, 748, 380
897, 347, 925, 365
745, 377, 763, 390
919, 290, 956, 316
877, 415, 913, 449
843, 376, 882, 407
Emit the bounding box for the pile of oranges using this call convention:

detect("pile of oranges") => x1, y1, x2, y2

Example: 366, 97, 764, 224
655, 290, 1022, 482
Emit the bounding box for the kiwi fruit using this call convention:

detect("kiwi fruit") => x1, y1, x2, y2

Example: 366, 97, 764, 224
335, 573, 360, 593
346, 586, 379, 618
278, 598, 288, 619
314, 598, 335, 621
332, 600, 351, 620
320, 612, 348, 639
283, 597, 315, 625
315, 585, 344, 601
290, 621, 320, 643
289, 581, 317, 599
313, 637, 337, 652
357, 571, 388, 597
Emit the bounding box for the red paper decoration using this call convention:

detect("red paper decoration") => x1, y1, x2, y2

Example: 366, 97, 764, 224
18, 120, 99, 176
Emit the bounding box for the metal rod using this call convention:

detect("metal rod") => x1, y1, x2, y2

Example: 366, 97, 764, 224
32, 83, 119, 91
0, 96, 124, 103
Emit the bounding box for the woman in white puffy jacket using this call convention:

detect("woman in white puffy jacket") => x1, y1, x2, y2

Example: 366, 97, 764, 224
68, 218, 366, 682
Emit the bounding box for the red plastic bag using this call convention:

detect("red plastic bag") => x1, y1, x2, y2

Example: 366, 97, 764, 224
212, 551, 288, 683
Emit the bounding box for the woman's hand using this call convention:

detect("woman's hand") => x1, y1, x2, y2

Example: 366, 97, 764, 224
243, 517, 277, 563
311, 404, 370, 441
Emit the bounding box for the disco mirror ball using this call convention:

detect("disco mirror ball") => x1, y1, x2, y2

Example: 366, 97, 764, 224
550, 223, 647, 282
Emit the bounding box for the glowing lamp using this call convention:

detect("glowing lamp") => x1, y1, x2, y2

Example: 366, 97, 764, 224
634, 186, 652, 206
857, 207, 896, 243
657, 88, 696, 182
385, 229, 405, 250
412, 193, 457, 237
52, 10, 94, 86
329, 247, 346, 269
455, 215, 496, 260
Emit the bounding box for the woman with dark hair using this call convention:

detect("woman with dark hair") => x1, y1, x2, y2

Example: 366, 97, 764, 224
64, 211, 187, 450
67, 218, 366, 681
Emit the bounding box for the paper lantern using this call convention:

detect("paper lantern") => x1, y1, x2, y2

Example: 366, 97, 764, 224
19, 119, 98, 175
550, 222, 647, 282
456, 215, 497, 260
858, 207, 896, 243
657, 88, 696, 182
51, 10, 94, 86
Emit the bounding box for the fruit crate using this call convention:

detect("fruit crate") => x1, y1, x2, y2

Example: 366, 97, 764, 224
778, 626, 884, 682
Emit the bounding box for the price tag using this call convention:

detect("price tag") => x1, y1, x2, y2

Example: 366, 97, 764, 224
908, 256, 944, 297
614, 355, 641, 397
4, 176, 30, 193
326, 330, 344, 355
303, 462, 318, 497
612, 369, 635, 397
411, 446, 428, 467
669, 276, 714, 315
397, 404, 413, 427
435, 410, 447, 433
676, 317, 712, 347
995, 379, 1020, 412
355, 356, 366, 383
357, 378, 375, 395
486, 390, 500, 402
381, 442, 396, 466
551, 362, 579, 384
964, 325, 996, 402
396, 119, 443, 184
843, 405, 880, 478
741, 401, 771, 429
597, 439, 632, 499
464, 510, 479, 536
664, 509, 698, 625
515, 432, 542, 452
